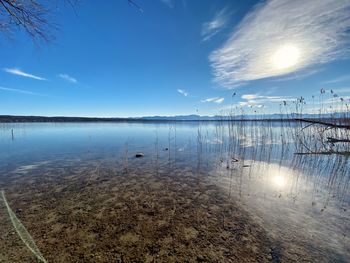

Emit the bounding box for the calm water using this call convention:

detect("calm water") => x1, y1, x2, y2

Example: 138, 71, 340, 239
0, 122, 349, 262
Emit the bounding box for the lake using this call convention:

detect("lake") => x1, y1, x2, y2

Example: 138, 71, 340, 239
0, 122, 349, 262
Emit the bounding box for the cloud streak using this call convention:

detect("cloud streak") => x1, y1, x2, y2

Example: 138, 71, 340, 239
59, 73, 78, 84
201, 97, 225, 104
4, 68, 46, 81
0, 86, 44, 96
160, 0, 173, 8
177, 89, 189, 97
332, 87, 350, 94
202, 8, 229, 41
323, 75, 350, 84
239, 93, 293, 107
210, 0, 350, 87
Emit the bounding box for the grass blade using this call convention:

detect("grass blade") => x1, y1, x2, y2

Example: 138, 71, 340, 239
1, 190, 47, 263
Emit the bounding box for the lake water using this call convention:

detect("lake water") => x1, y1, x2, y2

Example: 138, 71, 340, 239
0, 122, 349, 262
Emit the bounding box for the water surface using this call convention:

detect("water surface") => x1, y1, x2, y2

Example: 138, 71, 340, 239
0, 122, 349, 262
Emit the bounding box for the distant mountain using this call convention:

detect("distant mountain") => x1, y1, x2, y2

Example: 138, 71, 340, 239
139, 112, 349, 121
0, 113, 348, 122
138, 115, 217, 121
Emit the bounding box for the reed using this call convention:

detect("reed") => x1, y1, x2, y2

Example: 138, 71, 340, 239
154, 130, 159, 175
123, 142, 129, 174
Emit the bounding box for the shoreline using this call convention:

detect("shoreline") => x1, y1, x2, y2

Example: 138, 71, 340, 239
1, 115, 348, 124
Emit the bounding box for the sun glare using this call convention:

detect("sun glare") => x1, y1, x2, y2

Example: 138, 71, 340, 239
269, 167, 289, 189
272, 45, 300, 70
272, 175, 286, 188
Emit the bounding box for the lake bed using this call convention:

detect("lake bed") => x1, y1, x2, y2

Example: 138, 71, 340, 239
0, 122, 349, 262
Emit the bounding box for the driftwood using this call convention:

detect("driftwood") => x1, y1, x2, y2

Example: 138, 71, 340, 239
295, 118, 350, 129
327, 137, 350, 143
296, 119, 350, 156
294, 151, 350, 156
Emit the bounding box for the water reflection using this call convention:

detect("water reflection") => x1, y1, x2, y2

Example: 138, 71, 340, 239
213, 158, 350, 261
191, 120, 349, 261
271, 171, 287, 189
0, 121, 349, 262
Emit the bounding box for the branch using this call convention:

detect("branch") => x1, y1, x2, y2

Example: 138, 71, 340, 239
295, 118, 350, 129
0, 0, 79, 42
326, 137, 350, 143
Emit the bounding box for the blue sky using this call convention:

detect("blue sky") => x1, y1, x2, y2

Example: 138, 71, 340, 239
0, 0, 350, 117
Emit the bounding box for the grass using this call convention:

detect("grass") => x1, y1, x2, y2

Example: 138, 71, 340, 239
1, 190, 47, 263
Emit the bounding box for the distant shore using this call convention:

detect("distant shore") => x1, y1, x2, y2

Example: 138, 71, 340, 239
1, 115, 348, 123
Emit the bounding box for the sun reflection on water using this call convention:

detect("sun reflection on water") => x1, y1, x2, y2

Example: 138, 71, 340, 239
269, 167, 291, 189
272, 174, 286, 188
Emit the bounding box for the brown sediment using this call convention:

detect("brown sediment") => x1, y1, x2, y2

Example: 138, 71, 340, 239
0, 159, 274, 262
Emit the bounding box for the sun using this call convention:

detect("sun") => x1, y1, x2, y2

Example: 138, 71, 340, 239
272, 45, 300, 70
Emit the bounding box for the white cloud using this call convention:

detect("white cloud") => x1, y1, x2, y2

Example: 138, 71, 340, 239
177, 89, 189, 97
59, 73, 78, 84
241, 94, 290, 102
210, 0, 350, 87
4, 68, 46, 81
239, 101, 264, 108
202, 8, 229, 41
160, 0, 173, 8
239, 93, 293, 107
0, 86, 43, 96
201, 97, 225, 104
332, 87, 350, 94
324, 95, 350, 104
241, 94, 258, 100
323, 75, 350, 84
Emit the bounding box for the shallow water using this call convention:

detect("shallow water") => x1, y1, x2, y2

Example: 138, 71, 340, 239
0, 122, 349, 262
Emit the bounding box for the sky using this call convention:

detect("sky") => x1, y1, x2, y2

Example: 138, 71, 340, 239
0, 0, 350, 117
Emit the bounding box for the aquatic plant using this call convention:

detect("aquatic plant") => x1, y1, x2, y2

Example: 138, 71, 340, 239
154, 130, 159, 175
85, 162, 101, 187
0, 190, 48, 263
123, 142, 129, 174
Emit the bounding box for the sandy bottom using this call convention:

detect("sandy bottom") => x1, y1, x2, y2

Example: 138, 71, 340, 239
0, 158, 289, 262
